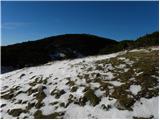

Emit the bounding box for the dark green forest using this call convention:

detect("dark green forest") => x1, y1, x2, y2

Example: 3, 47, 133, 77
100, 31, 159, 54
1, 31, 159, 71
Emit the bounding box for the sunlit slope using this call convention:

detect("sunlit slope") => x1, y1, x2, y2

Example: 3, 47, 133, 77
0, 47, 159, 119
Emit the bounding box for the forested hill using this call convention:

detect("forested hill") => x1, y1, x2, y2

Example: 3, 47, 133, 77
1, 31, 159, 73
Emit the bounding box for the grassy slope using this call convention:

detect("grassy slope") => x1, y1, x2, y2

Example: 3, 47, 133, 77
0, 47, 159, 119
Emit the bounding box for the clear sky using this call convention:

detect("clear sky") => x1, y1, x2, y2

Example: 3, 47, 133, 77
1, 1, 159, 45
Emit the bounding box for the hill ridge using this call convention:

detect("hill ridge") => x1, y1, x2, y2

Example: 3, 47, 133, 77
1, 31, 158, 73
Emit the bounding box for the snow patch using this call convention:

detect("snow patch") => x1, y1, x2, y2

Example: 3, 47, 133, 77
129, 85, 141, 95
109, 81, 124, 86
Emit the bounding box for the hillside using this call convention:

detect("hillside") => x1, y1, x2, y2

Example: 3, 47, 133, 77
0, 46, 158, 119
1, 31, 158, 74
99, 31, 159, 54
1, 34, 117, 73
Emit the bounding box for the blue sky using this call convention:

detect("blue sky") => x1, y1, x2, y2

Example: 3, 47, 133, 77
1, 1, 158, 45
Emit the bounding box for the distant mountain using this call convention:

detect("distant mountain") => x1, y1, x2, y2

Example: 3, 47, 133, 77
99, 31, 159, 54
1, 32, 159, 73
1, 34, 118, 72
135, 31, 159, 47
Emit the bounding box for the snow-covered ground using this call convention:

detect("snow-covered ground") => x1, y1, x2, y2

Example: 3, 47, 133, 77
0, 47, 159, 119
